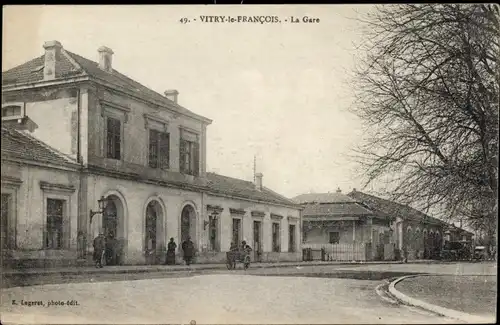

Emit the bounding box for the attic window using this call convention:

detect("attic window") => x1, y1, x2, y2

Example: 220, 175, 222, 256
31, 65, 44, 73
2, 103, 25, 120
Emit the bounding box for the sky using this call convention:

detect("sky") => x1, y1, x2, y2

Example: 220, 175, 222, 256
2, 5, 377, 199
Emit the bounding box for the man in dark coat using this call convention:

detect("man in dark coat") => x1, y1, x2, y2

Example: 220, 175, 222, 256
181, 236, 195, 266
93, 233, 106, 268
165, 237, 177, 265
105, 232, 117, 265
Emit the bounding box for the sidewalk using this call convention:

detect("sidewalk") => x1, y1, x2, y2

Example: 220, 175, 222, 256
391, 274, 496, 323
2, 259, 439, 277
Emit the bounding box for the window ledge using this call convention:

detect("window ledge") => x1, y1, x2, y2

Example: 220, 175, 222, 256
40, 181, 76, 193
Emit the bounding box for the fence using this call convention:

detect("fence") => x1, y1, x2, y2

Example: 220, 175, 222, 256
302, 243, 368, 262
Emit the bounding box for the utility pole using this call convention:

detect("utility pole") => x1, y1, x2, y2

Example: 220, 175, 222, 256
253, 155, 256, 182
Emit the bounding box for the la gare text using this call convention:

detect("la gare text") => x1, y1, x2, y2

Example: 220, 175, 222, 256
289, 16, 320, 23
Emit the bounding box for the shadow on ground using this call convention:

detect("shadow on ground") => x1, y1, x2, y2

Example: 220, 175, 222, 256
2, 269, 424, 288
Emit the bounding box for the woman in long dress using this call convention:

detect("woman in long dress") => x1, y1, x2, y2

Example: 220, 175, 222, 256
165, 237, 177, 265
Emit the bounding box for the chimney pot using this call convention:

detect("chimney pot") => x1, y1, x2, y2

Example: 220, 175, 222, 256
255, 172, 263, 191
164, 89, 179, 103
43, 41, 62, 80
98, 46, 114, 72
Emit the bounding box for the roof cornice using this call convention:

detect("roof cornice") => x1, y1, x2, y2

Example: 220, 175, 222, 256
1, 76, 90, 92
1, 155, 80, 172
89, 76, 213, 125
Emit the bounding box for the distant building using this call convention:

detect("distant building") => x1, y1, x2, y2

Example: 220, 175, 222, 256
348, 190, 473, 260
1, 40, 301, 268
293, 188, 393, 261
294, 188, 474, 262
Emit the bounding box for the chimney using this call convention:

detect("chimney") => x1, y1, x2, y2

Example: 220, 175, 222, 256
98, 46, 114, 72
352, 188, 357, 192
336, 187, 342, 193
43, 41, 62, 80
255, 172, 263, 191
164, 90, 179, 103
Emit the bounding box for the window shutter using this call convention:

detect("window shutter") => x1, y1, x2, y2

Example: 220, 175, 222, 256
193, 141, 200, 176
179, 139, 186, 173
159, 132, 170, 169
149, 129, 158, 168
114, 119, 121, 159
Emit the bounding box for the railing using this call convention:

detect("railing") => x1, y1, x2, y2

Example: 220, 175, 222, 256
302, 243, 368, 261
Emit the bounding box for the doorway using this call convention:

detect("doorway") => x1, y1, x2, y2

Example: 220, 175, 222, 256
180, 205, 196, 244
103, 199, 119, 265
253, 220, 262, 262
145, 201, 157, 264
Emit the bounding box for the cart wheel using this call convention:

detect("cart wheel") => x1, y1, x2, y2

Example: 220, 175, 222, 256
243, 256, 250, 270
226, 260, 233, 270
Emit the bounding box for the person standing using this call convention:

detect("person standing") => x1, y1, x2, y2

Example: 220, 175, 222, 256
105, 232, 117, 265
165, 237, 177, 265
181, 236, 195, 266
93, 233, 106, 268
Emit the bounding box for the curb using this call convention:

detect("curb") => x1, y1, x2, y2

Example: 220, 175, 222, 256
388, 274, 495, 324
2, 259, 449, 277
1, 261, 383, 277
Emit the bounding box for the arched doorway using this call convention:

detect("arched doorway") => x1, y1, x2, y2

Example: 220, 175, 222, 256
102, 195, 124, 265
145, 200, 165, 265
180, 204, 197, 245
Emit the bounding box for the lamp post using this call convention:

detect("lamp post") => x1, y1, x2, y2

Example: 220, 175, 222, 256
204, 211, 219, 230
90, 196, 109, 224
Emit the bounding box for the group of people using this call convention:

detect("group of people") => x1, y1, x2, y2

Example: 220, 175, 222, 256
165, 236, 195, 266
93, 234, 253, 267
230, 240, 253, 254
92, 232, 118, 268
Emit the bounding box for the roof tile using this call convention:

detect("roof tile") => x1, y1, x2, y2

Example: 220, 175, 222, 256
206, 172, 298, 207
1, 127, 76, 167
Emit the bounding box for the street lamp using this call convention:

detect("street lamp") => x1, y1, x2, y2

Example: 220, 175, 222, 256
90, 196, 109, 224
204, 211, 219, 230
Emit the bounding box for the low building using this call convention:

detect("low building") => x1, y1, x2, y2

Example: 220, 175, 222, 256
293, 189, 394, 261
1, 127, 81, 268
1, 40, 301, 268
348, 189, 466, 260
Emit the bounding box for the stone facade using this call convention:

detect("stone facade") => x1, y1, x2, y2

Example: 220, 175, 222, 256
1, 41, 302, 267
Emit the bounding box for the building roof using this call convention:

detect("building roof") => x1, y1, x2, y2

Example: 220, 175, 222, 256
206, 172, 299, 208
347, 190, 446, 226
1, 127, 77, 167
301, 202, 374, 217
292, 191, 375, 219
292, 192, 357, 204
2, 45, 210, 123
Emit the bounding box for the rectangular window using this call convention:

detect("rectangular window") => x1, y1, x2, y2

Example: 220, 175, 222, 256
329, 231, 340, 244
149, 129, 170, 169
232, 218, 241, 245
2, 106, 22, 118
46, 199, 64, 249
1, 194, 11, 250
272, 222, 280, 252
180, 139, 199, 176
289, 224, 296, 252
106, 117, 121, 160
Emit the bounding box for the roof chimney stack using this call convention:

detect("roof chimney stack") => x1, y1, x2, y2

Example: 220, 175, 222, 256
164, 90, 179, 103
255, 172, 263, 191
98, 46, 114, 73
43, 41, 62, 80
336, 187, 342, 193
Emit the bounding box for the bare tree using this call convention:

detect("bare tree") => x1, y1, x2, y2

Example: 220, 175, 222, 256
350, 4, 499, 250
